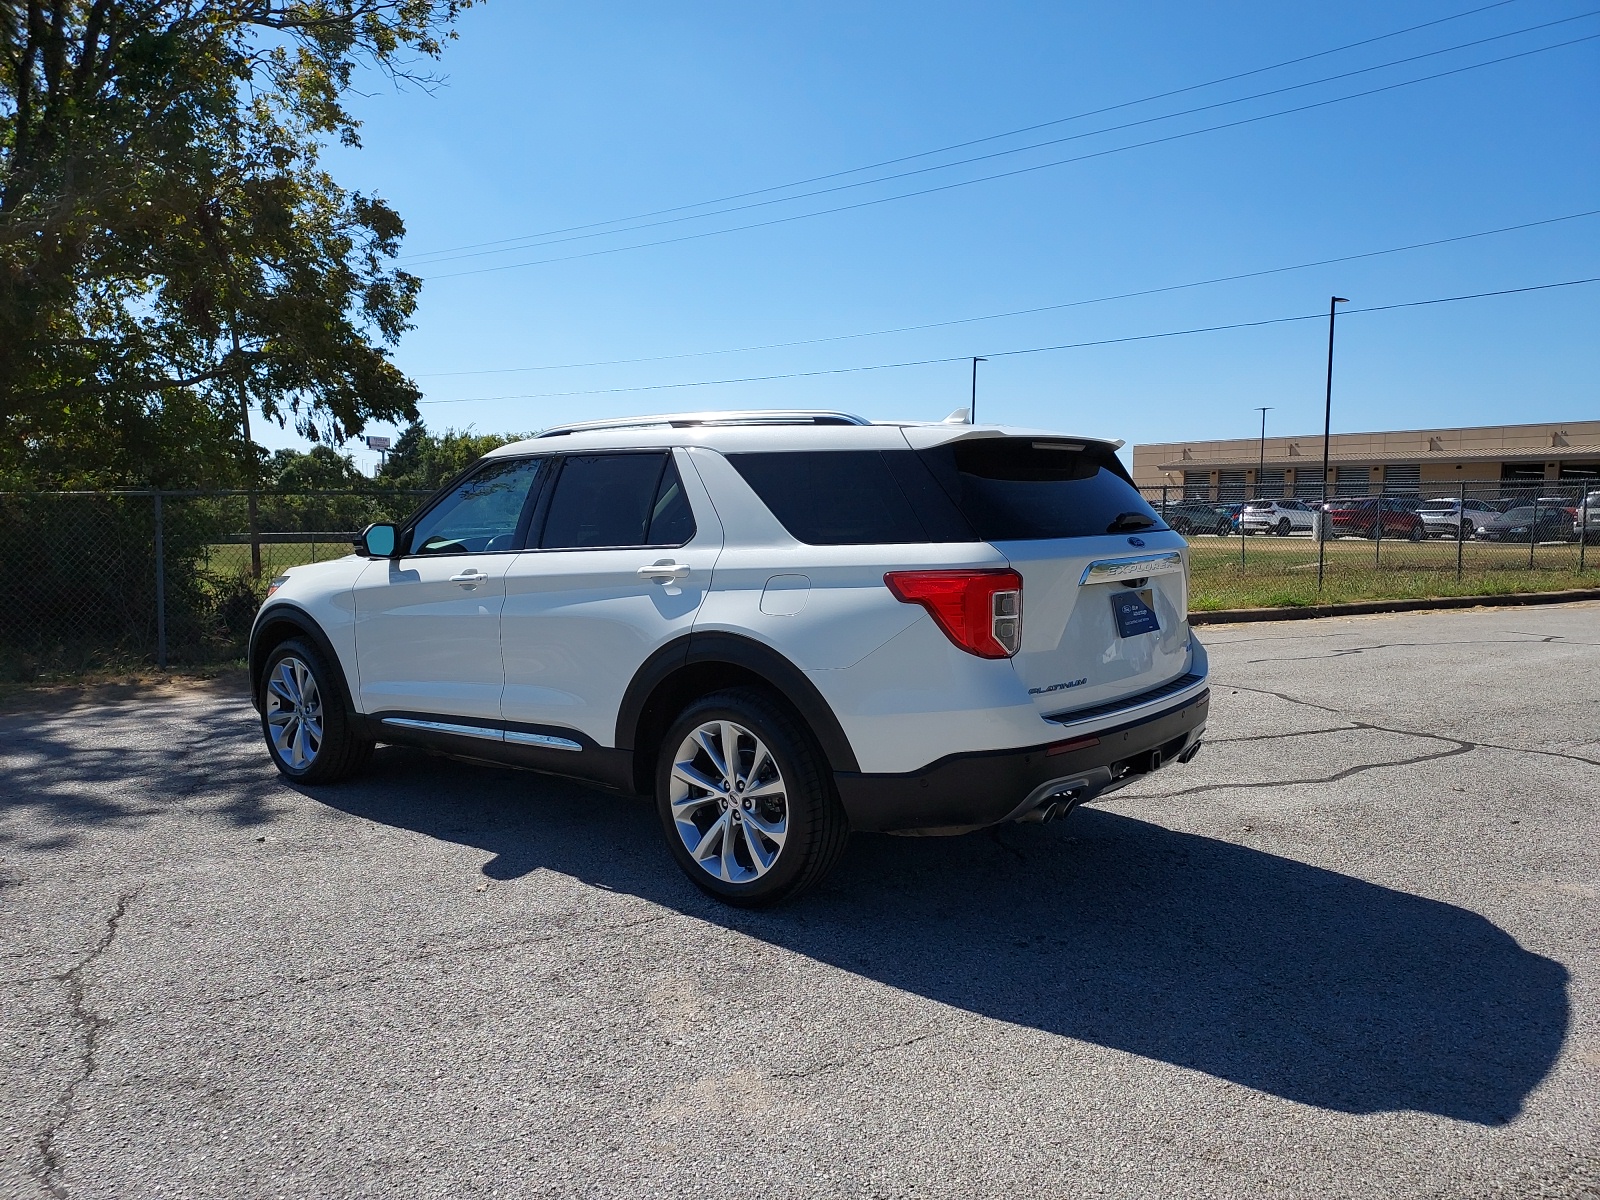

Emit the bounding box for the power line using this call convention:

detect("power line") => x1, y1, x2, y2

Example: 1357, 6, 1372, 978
406, 10, 1595, 270
418, 278, 1600, 405
415, 209, 1600, 378
400, 0, 1528, 263
420, 32, 1600, 280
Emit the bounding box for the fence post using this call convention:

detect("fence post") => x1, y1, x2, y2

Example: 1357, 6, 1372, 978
1581, 488, 1589, 573
153, 492, 167, 670
1528, 493, 1537, 571
1456, 481, 1465, 584
1374, 488, 1383, 568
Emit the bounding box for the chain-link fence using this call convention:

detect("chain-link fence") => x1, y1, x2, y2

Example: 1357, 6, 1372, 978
1147, 481, 1599, 611
2, 482, 1595, 681
0, 489, 429, 681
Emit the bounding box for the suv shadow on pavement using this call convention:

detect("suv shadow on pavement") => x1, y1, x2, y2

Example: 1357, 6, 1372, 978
313, 745, 1568, 1129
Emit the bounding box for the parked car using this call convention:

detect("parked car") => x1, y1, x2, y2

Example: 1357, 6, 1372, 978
1320, 497, 1426, 540
1476, 504, 1579, 543
250, 411, 1209, 906
1239, 498, 1316, 536
1577, 492, 1600, 544
1417, 497, 1499, 539
1160, 501, 1232, 536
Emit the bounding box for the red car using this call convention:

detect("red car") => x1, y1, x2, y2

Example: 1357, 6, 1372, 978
1321, 497, 1425, 540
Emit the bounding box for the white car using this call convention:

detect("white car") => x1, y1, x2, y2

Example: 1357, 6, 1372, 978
1239, 498, 1316, 536
1417, 497, 1499, 539
250, 411, 1209, 905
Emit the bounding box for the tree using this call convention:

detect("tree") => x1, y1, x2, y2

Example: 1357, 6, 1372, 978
377, 422, 528, 491
0, 1, 476, 488
266, 443, 366, 490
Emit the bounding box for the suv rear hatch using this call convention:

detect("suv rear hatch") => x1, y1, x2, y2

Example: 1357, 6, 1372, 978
905, 431, 1195, 718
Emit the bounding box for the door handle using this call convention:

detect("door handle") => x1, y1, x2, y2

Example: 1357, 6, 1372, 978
450, 570, 488, 584
637, 562, 691, 581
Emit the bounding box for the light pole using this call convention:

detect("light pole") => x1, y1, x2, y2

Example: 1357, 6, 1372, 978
1255, 406, 1273, 498
970, 357, 986, 424
1316, 296, 1349, 591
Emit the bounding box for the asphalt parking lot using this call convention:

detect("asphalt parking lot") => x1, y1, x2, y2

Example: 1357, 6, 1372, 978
3, 603, 1598, 1199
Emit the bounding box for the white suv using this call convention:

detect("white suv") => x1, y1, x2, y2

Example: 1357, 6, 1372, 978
250, 411, 1209, 904
1239, 498, 1316, 536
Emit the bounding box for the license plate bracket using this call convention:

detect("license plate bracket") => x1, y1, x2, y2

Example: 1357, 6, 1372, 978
1110, 588, 1160, 638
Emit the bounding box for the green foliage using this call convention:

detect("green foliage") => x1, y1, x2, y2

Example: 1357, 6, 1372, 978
0, 1, 477, 488
377, 422, 531, 491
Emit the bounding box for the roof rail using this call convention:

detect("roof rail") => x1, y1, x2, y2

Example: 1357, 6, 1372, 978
534, 410, 871, 437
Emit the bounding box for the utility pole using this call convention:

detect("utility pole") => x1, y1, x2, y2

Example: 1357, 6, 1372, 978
1255, 406, 1273, 498
970, 357, 986, 424
1316, 297, 1349, 591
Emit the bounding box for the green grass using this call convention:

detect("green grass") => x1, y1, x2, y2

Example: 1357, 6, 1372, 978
1185, 533, 1598, 609
203, 540, 357, 578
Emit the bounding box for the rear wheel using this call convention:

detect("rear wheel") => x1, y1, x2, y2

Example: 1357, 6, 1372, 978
1276, 517, 1291, 537
259, 638, 372, 784
655, 687, 849, 907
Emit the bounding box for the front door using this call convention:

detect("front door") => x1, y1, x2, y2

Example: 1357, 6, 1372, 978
354, 456, 546, 721
501, 449, 723, 746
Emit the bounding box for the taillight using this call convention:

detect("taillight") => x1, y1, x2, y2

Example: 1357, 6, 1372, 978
884, 569, 1023, 659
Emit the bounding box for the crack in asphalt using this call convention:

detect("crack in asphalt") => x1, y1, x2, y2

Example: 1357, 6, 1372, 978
1224, 683, 1600, 770
197, 912, 669, 1010
1243, 633, 1600, 664
34, 890, 138, 1200
772, 1031, 942, 1081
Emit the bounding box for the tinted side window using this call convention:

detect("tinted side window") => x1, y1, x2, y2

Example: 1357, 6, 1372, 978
408, 458, 544, 555
915, 439, 1167, 541
647, 457, 697, 546
541, 453, 693, 550
727, 451, 971, 545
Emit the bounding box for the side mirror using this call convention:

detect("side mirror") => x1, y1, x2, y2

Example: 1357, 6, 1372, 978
358, 522, 399, 558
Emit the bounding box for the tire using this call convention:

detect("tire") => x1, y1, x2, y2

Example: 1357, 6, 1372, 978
655, 687, 849, 907
1407, 524, 1423, 542
1462, 521, 1476, 541
259, 637, 373, 784
1276, 517, 1291, 537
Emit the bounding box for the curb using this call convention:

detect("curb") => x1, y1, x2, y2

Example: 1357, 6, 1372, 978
1189, 588, 1600, 625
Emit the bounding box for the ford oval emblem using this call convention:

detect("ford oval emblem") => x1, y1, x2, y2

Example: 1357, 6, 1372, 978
1127, 536, 1146, 547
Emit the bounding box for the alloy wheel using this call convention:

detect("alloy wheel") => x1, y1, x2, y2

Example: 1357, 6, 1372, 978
265, 655, 324, 770
668, 720, 789, 884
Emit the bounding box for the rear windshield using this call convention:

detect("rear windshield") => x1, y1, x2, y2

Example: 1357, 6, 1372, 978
916, 439, 1166, 540
726, 439, 1163, 545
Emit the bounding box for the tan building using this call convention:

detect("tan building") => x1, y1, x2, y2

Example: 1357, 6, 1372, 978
1132, 419, 1600, 501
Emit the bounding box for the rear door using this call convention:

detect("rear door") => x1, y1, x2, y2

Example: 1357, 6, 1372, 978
500, 449, 723, 747
906, 433, 1194, 717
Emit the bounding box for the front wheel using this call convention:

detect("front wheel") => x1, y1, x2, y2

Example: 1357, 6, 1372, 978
656, 688, 849, 907
259, 638, 372, 783
1407, 524, 1424, 542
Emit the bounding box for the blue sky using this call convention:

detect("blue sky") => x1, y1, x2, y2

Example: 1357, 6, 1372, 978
271, 0, 1600, 471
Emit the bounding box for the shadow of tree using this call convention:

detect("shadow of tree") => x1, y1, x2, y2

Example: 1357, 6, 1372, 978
0, 700, 283, 843
311, 745, 1569, 1128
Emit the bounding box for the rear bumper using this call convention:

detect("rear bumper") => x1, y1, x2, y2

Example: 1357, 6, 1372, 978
833, 689, 1209, 833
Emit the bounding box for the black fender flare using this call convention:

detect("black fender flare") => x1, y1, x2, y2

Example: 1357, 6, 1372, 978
248, 603, 356, 716
616, 631, 860, 774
